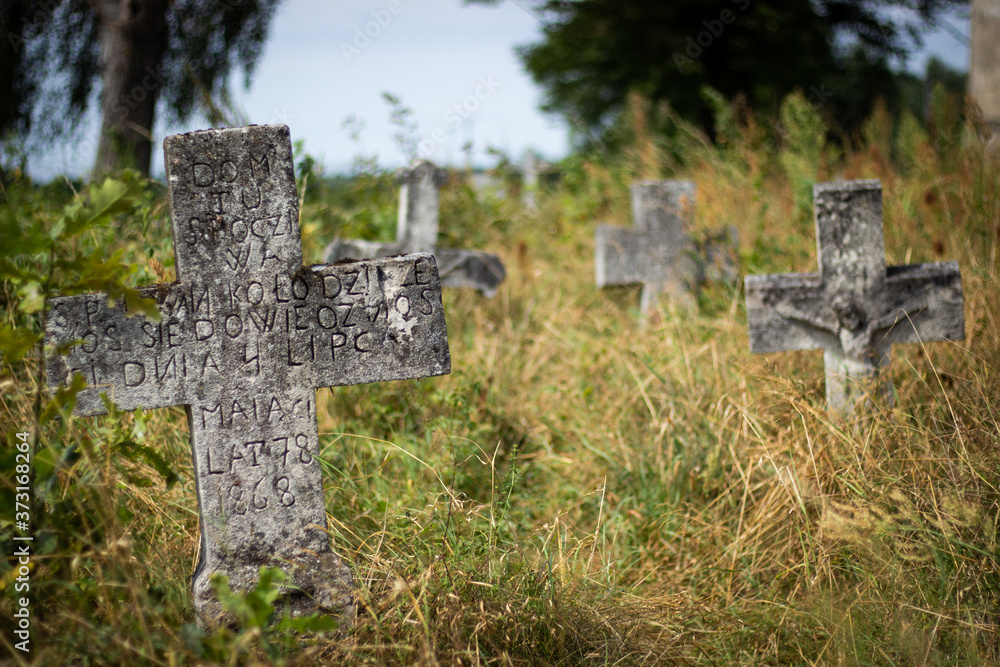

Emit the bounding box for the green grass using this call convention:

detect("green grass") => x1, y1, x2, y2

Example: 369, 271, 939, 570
2, 92, 1000, 665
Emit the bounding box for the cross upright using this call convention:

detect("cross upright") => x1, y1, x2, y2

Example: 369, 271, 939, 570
324, 159, 506, 297
45, 125, 452, 626
745, 179, 964, 411
522, 150, 540, 210
595, 180, 702, 317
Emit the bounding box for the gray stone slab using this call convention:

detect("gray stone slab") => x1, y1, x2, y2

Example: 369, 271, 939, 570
745, 179, 964, 411
595, 181, 697, 301
596, 180, 737, 318
522, 150, 539, 209
324, 159, 506, 298
699, 226, 740, 285
45, 125, 452, 626
396, 160, 446, 254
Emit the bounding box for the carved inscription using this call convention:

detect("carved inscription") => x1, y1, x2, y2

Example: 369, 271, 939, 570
47, 259, 438, 399
205, 431, 311, 514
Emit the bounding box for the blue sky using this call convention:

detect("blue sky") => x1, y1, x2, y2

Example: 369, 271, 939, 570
30, 0, 971, 181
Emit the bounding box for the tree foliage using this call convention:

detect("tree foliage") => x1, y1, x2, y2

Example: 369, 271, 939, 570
0, 0, 281, 163
470, 0, 965, 140
0, 0, 100, 144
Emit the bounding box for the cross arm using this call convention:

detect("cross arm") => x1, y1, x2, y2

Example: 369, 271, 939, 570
434, 248, 506, 298
323, 239, 404, 264
745, 272, 840, 353
325, 243, 505, 298
287, 253, 451, 391
45, 281, 201, 416
595, 225, 696, 289
874, 261, 964, 348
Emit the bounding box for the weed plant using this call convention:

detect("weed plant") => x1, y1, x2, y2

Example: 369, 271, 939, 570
2, 89, 999, 664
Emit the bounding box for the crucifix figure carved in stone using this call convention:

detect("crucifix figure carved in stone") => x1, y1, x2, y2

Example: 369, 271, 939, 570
745, 179, 964, 411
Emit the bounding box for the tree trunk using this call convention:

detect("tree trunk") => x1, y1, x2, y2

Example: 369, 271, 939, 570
971, 0, 1000, 135
93, 0, 169, 177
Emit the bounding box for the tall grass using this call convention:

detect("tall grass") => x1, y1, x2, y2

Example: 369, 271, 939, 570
2, 90, 999, 664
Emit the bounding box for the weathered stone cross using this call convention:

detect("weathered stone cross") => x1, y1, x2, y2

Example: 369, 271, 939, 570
45, 125, 451, 625
522, 150, 539, 210
324, 159, 506, 297
745, 179, 964, 411
595, 180, 703, 317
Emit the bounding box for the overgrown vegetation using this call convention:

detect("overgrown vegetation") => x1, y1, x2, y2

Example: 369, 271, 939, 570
2, 86, 999, 664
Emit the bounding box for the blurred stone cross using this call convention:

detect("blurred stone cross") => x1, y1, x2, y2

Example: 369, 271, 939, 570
44, 125, 452, 626
324, 159, 506, 297
745, 179, 964, 412
595, 180, 736, 320
522, 150, 539, 210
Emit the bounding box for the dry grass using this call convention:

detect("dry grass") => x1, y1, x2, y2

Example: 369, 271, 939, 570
2, 97, 999, 664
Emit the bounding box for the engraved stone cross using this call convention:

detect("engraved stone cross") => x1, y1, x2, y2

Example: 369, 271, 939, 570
45, 125, 452, 625
595, 180, 703, 318
324, 159, 506, 297
745, 180, 964, 411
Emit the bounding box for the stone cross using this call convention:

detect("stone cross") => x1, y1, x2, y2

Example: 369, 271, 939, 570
745, 180, 964, 411
595, 180, 702, 317
971, 0, 1000, 133
324, 159, 506, 297
44, 125, 452, 626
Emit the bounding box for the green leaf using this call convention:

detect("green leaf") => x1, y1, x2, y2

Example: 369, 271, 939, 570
0, 325, 41, 364
115, 439, 180, 489
211, 566, 289, 629
33, 443, 58, 484
16, 280, 44, 313
0, 257, 46, 284
132, 408, 148, 442
58, 172, 145, 240
122, 286, 160, 321
50, 249, 160, 322
40, 371, 87, 425
181, 623, 208, 658
276, 614, 340, 634
0, 207, 51, 263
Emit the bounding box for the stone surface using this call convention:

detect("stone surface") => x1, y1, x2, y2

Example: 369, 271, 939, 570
324, 159, 506, 297
745, 179, 964, 411
522, 150, 539, 209
595, 180, 737, 317
396, 159, 446, 254
971, 0, 1000, 131
45, 125, 452, 626
699, 226, 740, 285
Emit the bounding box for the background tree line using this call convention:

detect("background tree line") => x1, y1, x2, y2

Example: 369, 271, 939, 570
474, 0, 968, 148
0, 0, 971, 179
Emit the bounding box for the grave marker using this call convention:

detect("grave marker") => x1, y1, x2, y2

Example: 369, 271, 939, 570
45, 125, 452, 625
595, 180, 736, 318
324, 160, 506, 297
522, 150, 539, 209
745, 180, 964, 411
